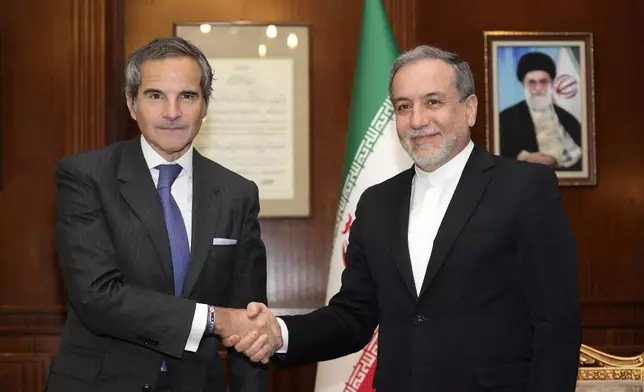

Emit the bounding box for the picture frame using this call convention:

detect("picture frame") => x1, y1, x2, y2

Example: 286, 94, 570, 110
174, 22, 311, 217
484, 31, 596, 186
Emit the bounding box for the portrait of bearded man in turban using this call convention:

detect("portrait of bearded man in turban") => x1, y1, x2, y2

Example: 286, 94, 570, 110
499, 51, 582, 171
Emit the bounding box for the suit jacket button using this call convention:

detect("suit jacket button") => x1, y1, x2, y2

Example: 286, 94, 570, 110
413, 315, 423, 324
141, 384, 152, 391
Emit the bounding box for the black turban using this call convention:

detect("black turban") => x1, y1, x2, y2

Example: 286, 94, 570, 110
516, 52, 556, 82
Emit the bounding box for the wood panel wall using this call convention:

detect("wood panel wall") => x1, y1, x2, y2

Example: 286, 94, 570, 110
0, 0, 121, 390
0, 0, 642, 390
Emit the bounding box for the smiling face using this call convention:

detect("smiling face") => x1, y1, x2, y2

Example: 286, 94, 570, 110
391, 58, 478, 172
126, 56, 206, 162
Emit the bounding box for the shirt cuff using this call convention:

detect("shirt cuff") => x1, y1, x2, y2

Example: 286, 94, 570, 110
276, 317, 289, 354
185, 303, 208, 352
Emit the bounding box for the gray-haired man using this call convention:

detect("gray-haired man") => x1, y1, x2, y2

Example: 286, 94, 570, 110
47, 36, 276, 392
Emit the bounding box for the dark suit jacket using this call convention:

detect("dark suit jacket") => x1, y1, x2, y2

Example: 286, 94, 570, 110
279, 144, 581, 392
499, 100, 582, 171
46, 136, 268, 392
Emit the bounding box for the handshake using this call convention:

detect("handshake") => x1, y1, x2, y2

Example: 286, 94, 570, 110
215, 302, 282, 364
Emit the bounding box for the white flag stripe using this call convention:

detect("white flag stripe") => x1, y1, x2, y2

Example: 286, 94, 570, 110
554, 47, 582, 122
315, 110, 412, 392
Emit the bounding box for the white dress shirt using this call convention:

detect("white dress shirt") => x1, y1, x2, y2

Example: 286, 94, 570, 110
276, 140, 475, 352
140, 137, 207, 352
407, 140, 473, 293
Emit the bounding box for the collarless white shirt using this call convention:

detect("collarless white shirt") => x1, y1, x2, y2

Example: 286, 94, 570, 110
276, 140, 476, 353
407, 140, 474, 294
140, 136, 206, 352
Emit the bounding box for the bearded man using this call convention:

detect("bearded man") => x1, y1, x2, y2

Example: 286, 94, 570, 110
220, 45, 582, 392
499, 51, 582, 170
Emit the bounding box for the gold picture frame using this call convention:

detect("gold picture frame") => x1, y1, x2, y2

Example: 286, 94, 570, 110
484, 31, 596, 186
174, 22, 311, 217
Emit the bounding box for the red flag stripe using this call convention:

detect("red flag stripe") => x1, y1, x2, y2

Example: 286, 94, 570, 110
343, 328, 379, 392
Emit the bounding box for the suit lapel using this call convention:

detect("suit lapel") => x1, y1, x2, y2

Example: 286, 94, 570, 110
418, 145, 495, 298
117, 137, 174, 288
390, 167, 418, 300
182, 151, 221, 298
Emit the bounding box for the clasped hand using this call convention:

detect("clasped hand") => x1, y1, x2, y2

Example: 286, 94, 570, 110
216, 302, 281, 364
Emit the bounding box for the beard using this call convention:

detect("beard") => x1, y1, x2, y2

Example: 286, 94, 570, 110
398, 126, 465, 171
525, 87, 553, 111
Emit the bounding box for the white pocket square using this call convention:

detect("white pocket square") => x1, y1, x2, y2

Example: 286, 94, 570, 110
212, 238, 237, 245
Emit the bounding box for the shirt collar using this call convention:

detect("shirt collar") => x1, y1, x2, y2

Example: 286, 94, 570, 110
140, 135, 194, 177
414, 140, 474, 187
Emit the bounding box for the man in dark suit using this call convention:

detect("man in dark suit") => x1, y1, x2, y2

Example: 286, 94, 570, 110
226, 46, 582, 391
499, 52, 582, 171
46, 37, 278, 392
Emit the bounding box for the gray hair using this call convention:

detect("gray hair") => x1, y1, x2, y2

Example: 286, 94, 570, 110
388, 45, 475, 102
125, 36, 213, 107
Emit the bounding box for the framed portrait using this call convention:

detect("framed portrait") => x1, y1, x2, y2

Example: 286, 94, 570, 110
174, 22, 310, 217
484, 31, 596, 186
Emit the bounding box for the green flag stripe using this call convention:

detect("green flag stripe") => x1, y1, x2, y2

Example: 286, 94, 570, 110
340, 0, 399, 184
334, 97, 394, 235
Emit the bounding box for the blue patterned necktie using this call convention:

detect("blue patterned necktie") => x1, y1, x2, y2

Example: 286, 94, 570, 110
157, 164, 190, 373
156, 164, 191, 297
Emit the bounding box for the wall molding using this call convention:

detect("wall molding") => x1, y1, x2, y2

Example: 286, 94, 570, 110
581, 301, 644, 328
0, 353, 52, 391
68, 0, 107, 155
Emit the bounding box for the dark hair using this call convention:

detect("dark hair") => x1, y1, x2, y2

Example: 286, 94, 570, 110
516, 52, 556, 82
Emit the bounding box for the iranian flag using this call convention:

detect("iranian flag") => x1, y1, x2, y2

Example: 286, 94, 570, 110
553, 47, 582, 122
313, 0, 412, 391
